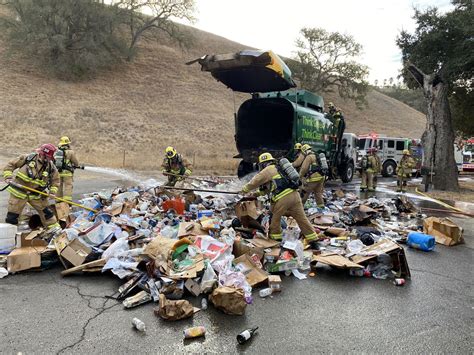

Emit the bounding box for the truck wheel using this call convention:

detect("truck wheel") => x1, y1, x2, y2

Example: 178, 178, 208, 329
341, 161, 354, 183
382, 161, 396, 177
237, 160, 255, 179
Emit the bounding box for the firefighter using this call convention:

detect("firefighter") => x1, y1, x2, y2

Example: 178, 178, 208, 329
292, 142, 304, 170
161, 146, 192, 187
2, 144, 60, 229
55, 136, 83, 201
241, 152, 318, 242
360, 148, 380, 192
396, 149, 416, 192
299, 144, 326, 207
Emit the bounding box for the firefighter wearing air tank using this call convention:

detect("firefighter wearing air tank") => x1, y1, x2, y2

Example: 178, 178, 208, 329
55, 136, 83, 201
360, 148, 381, 192
162, 146, 192, 187
396, 149, 416, 192
298, 144, 327, 207
292, 143, 304, 168
241, 153, 318, 242
2, 144, 60, 229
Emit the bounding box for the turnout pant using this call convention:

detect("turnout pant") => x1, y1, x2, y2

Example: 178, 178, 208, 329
58, 176, 74, 201
361, 171, 375, 190
269, 190, 317, 241
6, 194, 59, 228
301, 180, 325, 207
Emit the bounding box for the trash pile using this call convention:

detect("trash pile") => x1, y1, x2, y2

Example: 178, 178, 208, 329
0, 179, 465, 320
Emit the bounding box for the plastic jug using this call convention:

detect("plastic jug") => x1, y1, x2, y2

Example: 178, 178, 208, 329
0, 223, 17, 254
407, 232, 436, 251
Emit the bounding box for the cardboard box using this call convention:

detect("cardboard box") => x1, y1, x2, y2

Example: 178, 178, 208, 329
60, 238, 92, 267
184, 278, 201, 296
7, 246, 46, 272
232, 239, 265, 259
20, 229, 47, 247
351, 239, 411, 278
266, 258, 298, 273
235, 201, 260, 228
312, 253, 363, 269
423, 217, 464, 246
234, 254, 269, 287
268, 275, 282, 292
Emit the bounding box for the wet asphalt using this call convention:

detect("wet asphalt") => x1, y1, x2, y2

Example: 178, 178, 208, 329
0, 171, 473, 354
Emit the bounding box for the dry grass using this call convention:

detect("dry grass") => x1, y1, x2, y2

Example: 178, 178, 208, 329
0, 21, 427, 174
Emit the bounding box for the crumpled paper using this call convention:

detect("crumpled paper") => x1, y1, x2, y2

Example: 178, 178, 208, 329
155, 294, 194, 321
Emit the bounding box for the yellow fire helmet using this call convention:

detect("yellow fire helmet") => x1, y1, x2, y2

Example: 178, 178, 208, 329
403, 149, 411, 155
294, 143, 302, 151
58, 136, 71, 147
301, 144, 312, 153
165, 146, 177, 158
258, 152, 275, 164
328, 102, 335, 108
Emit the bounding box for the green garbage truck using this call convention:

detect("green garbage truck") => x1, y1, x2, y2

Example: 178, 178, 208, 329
188, 50, 354, 182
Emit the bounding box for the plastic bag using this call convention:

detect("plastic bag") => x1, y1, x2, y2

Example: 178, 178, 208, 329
200, 260, 218, 293
346, 239, 365, 254
218, 269, 252, 299
102, 238, 129, 260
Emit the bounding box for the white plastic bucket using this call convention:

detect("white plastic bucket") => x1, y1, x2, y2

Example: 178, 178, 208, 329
0, 223, 17, 254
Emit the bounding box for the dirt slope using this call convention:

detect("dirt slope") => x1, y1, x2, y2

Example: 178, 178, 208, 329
0, 25, 426, 172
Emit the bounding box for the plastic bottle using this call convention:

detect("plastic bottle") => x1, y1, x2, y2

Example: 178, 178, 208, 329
237, 327, 259, 344
132, 318, 146, 332
259, 288, 273, 298
183, 326, 206, 339
201, 297, 208, 310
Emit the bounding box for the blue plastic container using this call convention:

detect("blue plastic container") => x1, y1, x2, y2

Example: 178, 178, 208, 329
407, 232, 436, 251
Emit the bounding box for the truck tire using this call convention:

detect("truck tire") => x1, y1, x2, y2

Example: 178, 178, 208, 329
340, 161, 354, 183
382, 160, 397, 177
237, 160, 255, 179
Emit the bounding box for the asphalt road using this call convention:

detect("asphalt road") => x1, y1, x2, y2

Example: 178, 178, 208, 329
0, 169, 473, 354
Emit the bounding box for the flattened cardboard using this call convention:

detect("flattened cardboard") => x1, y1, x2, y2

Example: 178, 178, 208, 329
351, 239, 400, 264
234, 254, 268, 287
54, 233, 70, 254
423, 217, 464, 246
248, 236, 280, 249
7, 246, 46, 272
177, 222, 209, 238
312, 253, 363, 269
54, 202, 70, 221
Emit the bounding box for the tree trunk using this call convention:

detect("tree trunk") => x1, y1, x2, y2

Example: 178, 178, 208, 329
407, 63, 459, 191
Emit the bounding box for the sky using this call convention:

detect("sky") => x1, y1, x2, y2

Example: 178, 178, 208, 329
185, 0, 453, 84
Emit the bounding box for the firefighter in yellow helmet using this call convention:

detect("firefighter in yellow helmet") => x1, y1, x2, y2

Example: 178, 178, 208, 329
55, 136, 83, 201
241, 152, 318, 242
299, 144, 326, 207
396, 149, 416, 192
161, 146, 192, 187
360, 147, 381, 192
3, 144, 60, 229
292, 142, 305, 170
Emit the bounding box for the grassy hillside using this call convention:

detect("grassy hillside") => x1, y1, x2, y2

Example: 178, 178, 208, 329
0, 24, 426, 173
